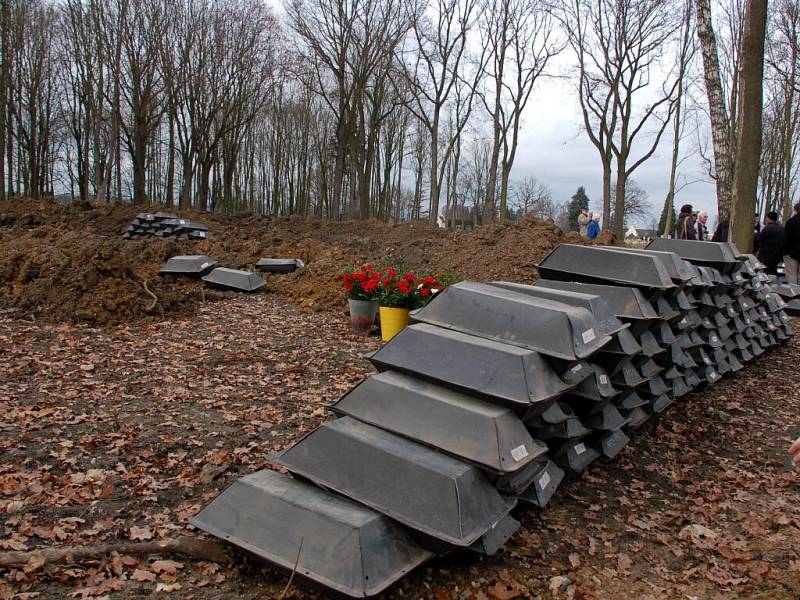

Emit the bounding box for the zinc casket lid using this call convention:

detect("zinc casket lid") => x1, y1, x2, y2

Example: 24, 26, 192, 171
488, 281, 627, 336
159, 254, 217, 276
275, 417, 516, 547
537, 244, 676, 289
410, 282, 610, 360
366, 323, 571, 408
534, 280, 660, 321
202, 267, 266, 292
188, 469, 432, 598
329, 370, 547, 473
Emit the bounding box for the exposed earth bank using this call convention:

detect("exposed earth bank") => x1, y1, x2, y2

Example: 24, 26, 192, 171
0, 198, 607, 325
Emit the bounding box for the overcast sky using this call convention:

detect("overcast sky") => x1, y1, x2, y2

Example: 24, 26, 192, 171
508, 74, 719, 231
269, 0, 724, 231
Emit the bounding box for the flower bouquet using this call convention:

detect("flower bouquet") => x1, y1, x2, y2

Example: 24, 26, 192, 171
342, 263, 382, 334
377, 269, 446, 340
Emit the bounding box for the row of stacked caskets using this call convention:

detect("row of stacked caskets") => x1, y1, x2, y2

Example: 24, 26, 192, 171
123, 212, 210, 240
189, 239, 793, 598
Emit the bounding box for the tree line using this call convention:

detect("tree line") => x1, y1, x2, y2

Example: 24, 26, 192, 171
0, 0, 796, 240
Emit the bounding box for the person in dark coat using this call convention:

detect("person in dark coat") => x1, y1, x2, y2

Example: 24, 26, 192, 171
783, 203, 800, 284
676, 204, 697, 240
755, 211, 784, 275
712, 217, 729, 242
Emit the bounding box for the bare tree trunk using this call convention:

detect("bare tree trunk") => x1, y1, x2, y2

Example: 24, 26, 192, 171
663, 0, 693, 237
697, 0, 734, 222
781, 39, 798, 221
730, 0, 767, 252
165, 113, 175, 208
0, 537, 229, 568
0, 0, 8, 202
613, 160, 626, 236
601, 161, 611, 230
484, 80, 502, 223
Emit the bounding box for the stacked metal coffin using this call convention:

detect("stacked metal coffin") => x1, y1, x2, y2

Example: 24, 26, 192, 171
768, 275, 800, 316
190, 241, 792, 598
123, 212, 210, 240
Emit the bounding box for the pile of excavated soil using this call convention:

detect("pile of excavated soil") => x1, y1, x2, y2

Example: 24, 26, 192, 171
0, 198, 610, 325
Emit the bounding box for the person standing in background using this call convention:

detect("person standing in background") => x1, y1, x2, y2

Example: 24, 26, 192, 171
712, 217, 729, 242
696, 212, 709, 240
676, 204, 697, 240
587, 214, 601, 240
783, 203, 800, 284
755, 212, 785, 275
578, 208, 590, 238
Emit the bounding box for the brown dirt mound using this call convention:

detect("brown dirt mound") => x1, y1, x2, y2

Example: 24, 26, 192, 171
0, 198, 601, 325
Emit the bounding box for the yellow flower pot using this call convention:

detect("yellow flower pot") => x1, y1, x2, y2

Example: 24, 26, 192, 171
379, 307, 410, 341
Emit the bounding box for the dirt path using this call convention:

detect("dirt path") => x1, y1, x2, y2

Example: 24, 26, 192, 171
1, 295, 799, 599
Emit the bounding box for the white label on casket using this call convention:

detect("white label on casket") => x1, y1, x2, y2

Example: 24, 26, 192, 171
735, 273, 743, 281
709, 370, 718, 380
782, 313, 790, 321
599, 375, 609, 385
200, 262, 211, 270
179, 219, 186, 225
570, 364, 582, 373
710, 335, 718, 342
582, 329, 596, 343
574, 443, 586, 455
704, 356, 712, 365
510, 445, 529, 462
538, 471, 551, 490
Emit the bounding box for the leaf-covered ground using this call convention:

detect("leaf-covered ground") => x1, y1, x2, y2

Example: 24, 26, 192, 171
1, 294, 799, 599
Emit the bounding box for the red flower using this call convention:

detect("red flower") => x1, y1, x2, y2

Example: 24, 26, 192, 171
404, 272, 416, 282
421, 288, 430, 296
352, 272, 366, 282
343, 282, 354, 292
397, 280, 411, 294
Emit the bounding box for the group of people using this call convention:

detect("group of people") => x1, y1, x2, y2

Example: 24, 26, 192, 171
750, 204, 800, 283
676, 204, 711, 241
675, 202, 800, 284
578, 208, 602, 240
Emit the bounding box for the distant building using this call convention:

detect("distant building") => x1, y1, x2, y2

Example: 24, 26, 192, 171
625, 226, 659, 241
443, 205, 479, 230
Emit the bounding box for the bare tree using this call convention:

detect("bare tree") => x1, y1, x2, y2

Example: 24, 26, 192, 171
479, 0, 562, 222
696, 0, 736, 222
510, 175, 553, 219
398, 0, 483, 223
563, 0, 681, 237
730, 0, 767, 252
286, 0, 416, 219
115, 0, 166, 204
662, 0, 695, 236
609, 178, 652, 226
459, 133, 492, 223
6, 0, 60, 198
761, 0, 800, 219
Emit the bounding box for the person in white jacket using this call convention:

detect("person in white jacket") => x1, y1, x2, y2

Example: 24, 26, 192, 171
578, 208, 590, 237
